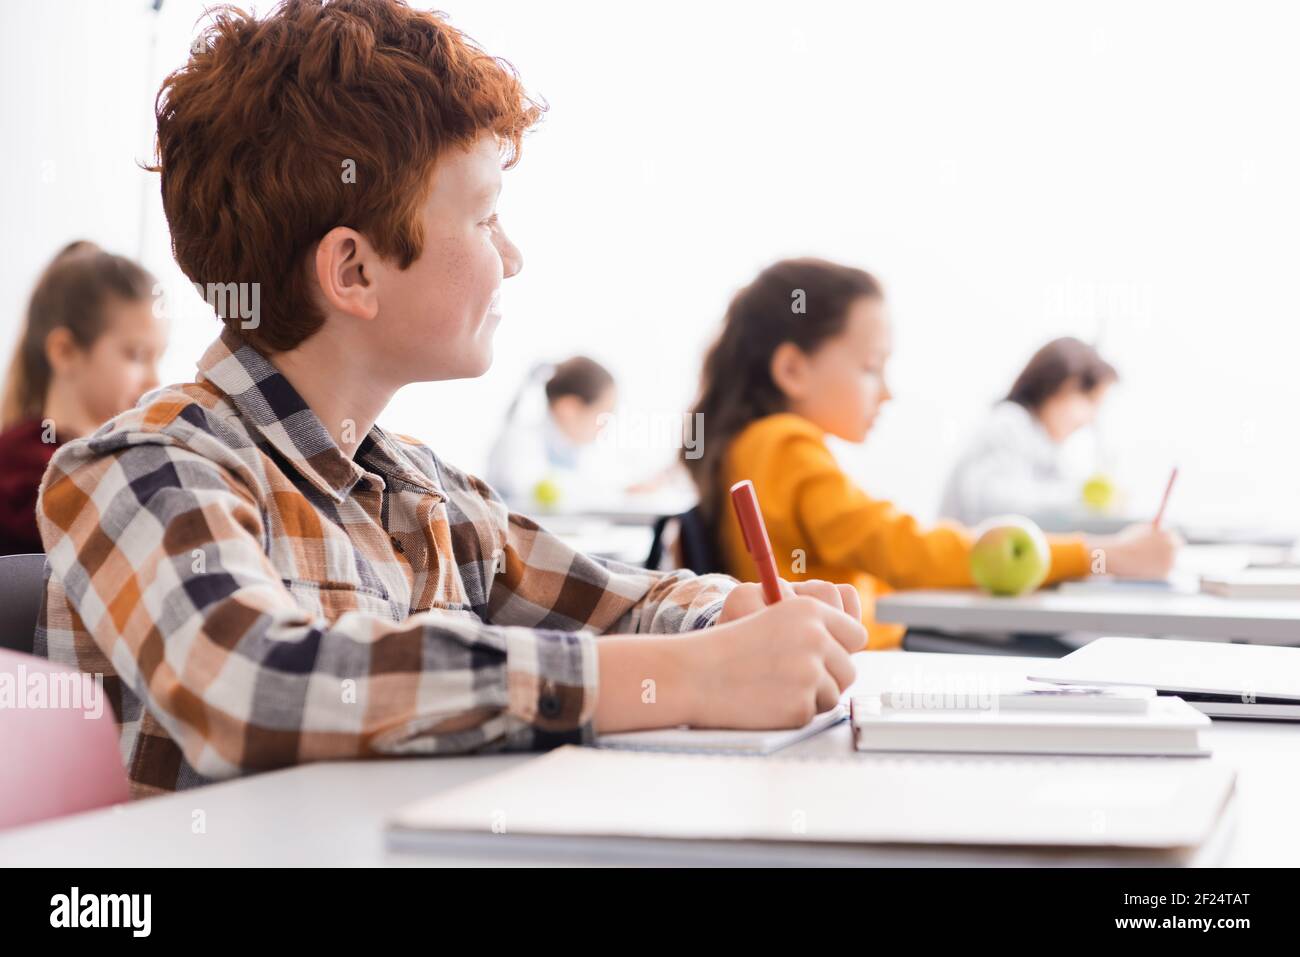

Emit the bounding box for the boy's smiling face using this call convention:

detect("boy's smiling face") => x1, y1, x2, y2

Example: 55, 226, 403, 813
374, 132, 522, 382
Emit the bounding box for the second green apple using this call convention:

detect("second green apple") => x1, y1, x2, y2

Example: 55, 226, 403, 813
969, 516, 1052, 596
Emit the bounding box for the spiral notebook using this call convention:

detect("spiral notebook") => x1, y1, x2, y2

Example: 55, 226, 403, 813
1030, 636, 1300, 719
387, 745, 1237, 865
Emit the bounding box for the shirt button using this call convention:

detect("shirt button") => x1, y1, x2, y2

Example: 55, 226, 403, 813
539, 685, 563, 719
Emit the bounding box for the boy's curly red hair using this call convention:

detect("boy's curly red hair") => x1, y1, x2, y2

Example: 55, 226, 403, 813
151, 0, 543, 353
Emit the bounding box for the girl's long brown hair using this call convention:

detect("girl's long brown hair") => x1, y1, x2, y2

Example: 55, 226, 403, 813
682, 258, 883, 536
1, 241, 156, 429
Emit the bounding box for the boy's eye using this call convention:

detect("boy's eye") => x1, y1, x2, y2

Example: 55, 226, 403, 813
480, 213, 499, 228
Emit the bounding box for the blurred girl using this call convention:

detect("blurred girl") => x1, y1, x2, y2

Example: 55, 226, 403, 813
683, 258, 1176, 648
0, 242, 165, 554
939, 337, 1118, 526
486, 355, 617, 509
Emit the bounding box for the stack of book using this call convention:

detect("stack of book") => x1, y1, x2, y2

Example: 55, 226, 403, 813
851, 681, 1210, 756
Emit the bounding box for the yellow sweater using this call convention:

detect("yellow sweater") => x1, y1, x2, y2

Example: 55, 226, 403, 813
719, 413, 1092, 649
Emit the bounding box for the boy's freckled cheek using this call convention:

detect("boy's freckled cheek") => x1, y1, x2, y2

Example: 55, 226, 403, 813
444, 252, 473, 300
415, 233, 498, 332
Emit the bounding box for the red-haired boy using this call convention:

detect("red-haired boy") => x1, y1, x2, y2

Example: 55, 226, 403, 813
36, 0, 863, 795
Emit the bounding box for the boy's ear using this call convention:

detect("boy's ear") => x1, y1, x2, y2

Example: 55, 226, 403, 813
313, 226, 380, 322
770, 341, 810, 400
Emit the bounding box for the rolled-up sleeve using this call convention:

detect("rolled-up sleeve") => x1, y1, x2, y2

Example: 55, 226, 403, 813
483, 502, 736, 638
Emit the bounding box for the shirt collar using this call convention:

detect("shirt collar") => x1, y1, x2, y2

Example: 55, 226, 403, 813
196, 329, 443, 504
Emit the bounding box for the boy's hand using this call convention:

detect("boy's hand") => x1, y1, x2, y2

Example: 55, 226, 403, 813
717, 578, 862, 624
680, 596, 867, 730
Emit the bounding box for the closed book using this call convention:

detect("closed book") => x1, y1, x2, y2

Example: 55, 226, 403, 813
1200, 570, 1300, 599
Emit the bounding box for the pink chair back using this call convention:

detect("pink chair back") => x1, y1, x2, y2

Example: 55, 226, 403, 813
0, 647, 129, 831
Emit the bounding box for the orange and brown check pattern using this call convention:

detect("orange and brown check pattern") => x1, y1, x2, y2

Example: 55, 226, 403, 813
36, 330, 734, 796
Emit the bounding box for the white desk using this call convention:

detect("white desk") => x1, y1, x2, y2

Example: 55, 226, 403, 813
876, 588, 1300, 644
1031, 512, 1298, 548
550, 521, 654, 565
879, 543, 1300, 645
529, 494, 693, 529
2, 652, 1296, 867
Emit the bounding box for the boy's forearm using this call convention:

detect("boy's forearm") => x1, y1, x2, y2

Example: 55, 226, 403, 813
593, 634, 699, 733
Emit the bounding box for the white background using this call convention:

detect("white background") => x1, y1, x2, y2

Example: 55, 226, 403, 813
3, 0, 1298, 526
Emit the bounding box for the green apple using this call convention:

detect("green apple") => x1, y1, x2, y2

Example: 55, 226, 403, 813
969, 516, 1052, 596
1081, 473, 1117, 513
532, 477, 562, 510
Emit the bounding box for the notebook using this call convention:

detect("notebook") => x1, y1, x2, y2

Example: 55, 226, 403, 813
1201, 569, 1300, 599
851, 693, 1209, 756
595, 705, 846, 754
1030, 636, 1300, 719
1055, 575, 1191, 596
878, 681, 1156, 713
386, 745, 1237, 865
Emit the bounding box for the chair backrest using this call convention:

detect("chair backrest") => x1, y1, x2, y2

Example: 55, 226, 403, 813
0, 553, 45, 654
0, 647, 129, 831
646, 506, 724, 574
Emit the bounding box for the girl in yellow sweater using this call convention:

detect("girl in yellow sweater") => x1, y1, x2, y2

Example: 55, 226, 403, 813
683, 258, 1179, 649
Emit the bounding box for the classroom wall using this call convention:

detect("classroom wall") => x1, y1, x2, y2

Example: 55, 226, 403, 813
3, 0, 1299, 527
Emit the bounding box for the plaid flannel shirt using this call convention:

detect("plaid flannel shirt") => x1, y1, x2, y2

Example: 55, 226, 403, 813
36, 329, 734, 797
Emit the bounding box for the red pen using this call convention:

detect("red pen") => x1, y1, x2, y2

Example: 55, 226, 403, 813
730, 479, 783, 605
1153, 467, 1179, 529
